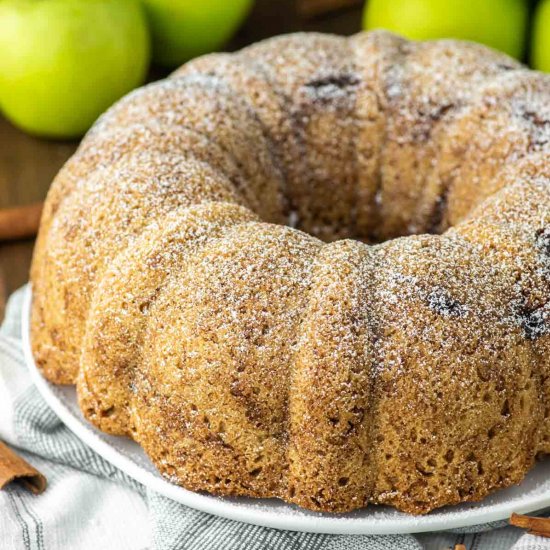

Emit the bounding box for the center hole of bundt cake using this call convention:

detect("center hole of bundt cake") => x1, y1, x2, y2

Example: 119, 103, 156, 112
284, 186, 449, 245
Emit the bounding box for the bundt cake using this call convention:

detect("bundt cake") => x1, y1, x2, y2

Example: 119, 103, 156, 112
30, 30, 549, 515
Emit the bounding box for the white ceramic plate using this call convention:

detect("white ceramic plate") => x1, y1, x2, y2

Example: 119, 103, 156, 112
21, 285, 550, 534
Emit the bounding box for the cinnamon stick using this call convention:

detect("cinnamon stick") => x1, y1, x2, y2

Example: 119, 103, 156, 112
510, 513, 550, 538
0, 202, 43, 241
0, 441, 46, 494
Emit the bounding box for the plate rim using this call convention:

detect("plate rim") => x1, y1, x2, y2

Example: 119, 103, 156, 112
21, 284, 550, 535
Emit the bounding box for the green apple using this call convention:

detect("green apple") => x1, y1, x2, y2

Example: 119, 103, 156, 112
363, 0, 528, 59
0, 0, 150, 139
141, 0, 253, 67
532, 0, 550, 72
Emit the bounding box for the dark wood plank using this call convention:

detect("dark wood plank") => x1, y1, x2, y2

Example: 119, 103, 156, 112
0, 117, 78, 296
0, 117, 78, 208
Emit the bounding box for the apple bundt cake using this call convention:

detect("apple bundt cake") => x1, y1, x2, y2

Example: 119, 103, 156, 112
30, 31, 549, 514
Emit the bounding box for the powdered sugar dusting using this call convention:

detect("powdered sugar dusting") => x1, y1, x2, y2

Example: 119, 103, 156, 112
30, 30, 550, 516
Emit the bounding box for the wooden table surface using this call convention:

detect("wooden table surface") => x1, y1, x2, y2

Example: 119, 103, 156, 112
0, 0, 360, 300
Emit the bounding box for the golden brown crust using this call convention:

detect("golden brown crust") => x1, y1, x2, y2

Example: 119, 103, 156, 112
288, 239, 376, 511
369, 232, 543, 513
378, 40, 522, 239
350, 31, 405, 240
132, 222, 321, 498
238, 33, 360, 241
30, 31, 550, 514
78, 202, 259, 435
432, 71, 550, 231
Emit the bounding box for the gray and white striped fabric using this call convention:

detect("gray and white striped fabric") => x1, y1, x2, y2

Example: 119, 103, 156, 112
1, 287, 548, 550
